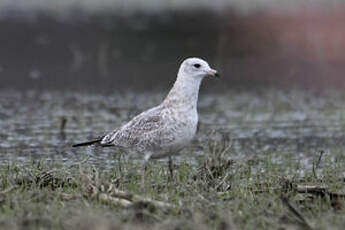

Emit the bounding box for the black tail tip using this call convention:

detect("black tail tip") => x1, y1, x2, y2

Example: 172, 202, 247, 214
72, 143, 86, 147
71, 137, 103, 147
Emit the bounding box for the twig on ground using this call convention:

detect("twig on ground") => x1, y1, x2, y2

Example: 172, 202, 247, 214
78, 166, 176, 210
281, 196, 313, 230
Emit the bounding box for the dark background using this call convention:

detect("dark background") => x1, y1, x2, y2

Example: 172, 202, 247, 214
1, 1, 345, 92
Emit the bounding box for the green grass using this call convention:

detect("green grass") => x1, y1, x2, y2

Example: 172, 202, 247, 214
1, 142, 345, 230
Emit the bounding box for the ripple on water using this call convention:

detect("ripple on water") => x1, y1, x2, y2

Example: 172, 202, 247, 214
1, 89, 345, 175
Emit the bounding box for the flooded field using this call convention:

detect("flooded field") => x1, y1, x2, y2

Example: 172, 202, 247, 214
1, 88, 345, 175
2, 88, 345, 229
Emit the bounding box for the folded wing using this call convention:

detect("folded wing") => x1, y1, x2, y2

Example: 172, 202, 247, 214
100, 106, 176, 152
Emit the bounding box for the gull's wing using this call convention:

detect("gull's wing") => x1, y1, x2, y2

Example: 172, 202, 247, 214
72, 106, 163, 148
100, 105, 176, 151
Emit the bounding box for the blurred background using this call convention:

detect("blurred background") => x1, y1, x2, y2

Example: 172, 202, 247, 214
1, 0, 345, 92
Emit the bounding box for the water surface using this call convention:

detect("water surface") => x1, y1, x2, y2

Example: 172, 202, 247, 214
1, 89, 345, 175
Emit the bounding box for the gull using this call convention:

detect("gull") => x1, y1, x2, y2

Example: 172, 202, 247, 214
73, 57, 219, 181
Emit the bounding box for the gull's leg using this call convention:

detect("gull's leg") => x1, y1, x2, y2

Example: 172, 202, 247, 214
141, 153, 152, 190
168, 156, 174, 181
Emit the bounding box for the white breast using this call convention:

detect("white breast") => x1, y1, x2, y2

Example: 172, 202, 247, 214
164, 107, 198, 152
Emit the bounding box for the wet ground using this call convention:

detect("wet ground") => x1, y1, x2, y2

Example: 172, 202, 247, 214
1, 89, 345, 175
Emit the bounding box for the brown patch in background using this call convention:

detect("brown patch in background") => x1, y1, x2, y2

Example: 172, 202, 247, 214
219, 5, 345, 89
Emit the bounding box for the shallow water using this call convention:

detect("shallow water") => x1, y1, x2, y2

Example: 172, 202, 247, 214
1, 89, 345, 175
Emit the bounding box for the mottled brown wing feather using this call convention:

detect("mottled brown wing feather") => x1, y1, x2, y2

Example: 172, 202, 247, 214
101, 106, 166, 149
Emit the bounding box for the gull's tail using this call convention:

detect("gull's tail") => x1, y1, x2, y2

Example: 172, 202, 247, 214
72, 136, 104, 147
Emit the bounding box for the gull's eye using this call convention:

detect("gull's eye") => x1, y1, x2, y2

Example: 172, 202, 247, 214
193, 63, 201, 69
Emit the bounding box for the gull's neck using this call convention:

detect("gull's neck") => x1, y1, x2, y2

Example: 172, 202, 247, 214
163, 73, 202, 110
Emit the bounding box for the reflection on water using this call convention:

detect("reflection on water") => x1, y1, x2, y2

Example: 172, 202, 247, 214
1, 89, 345, 175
